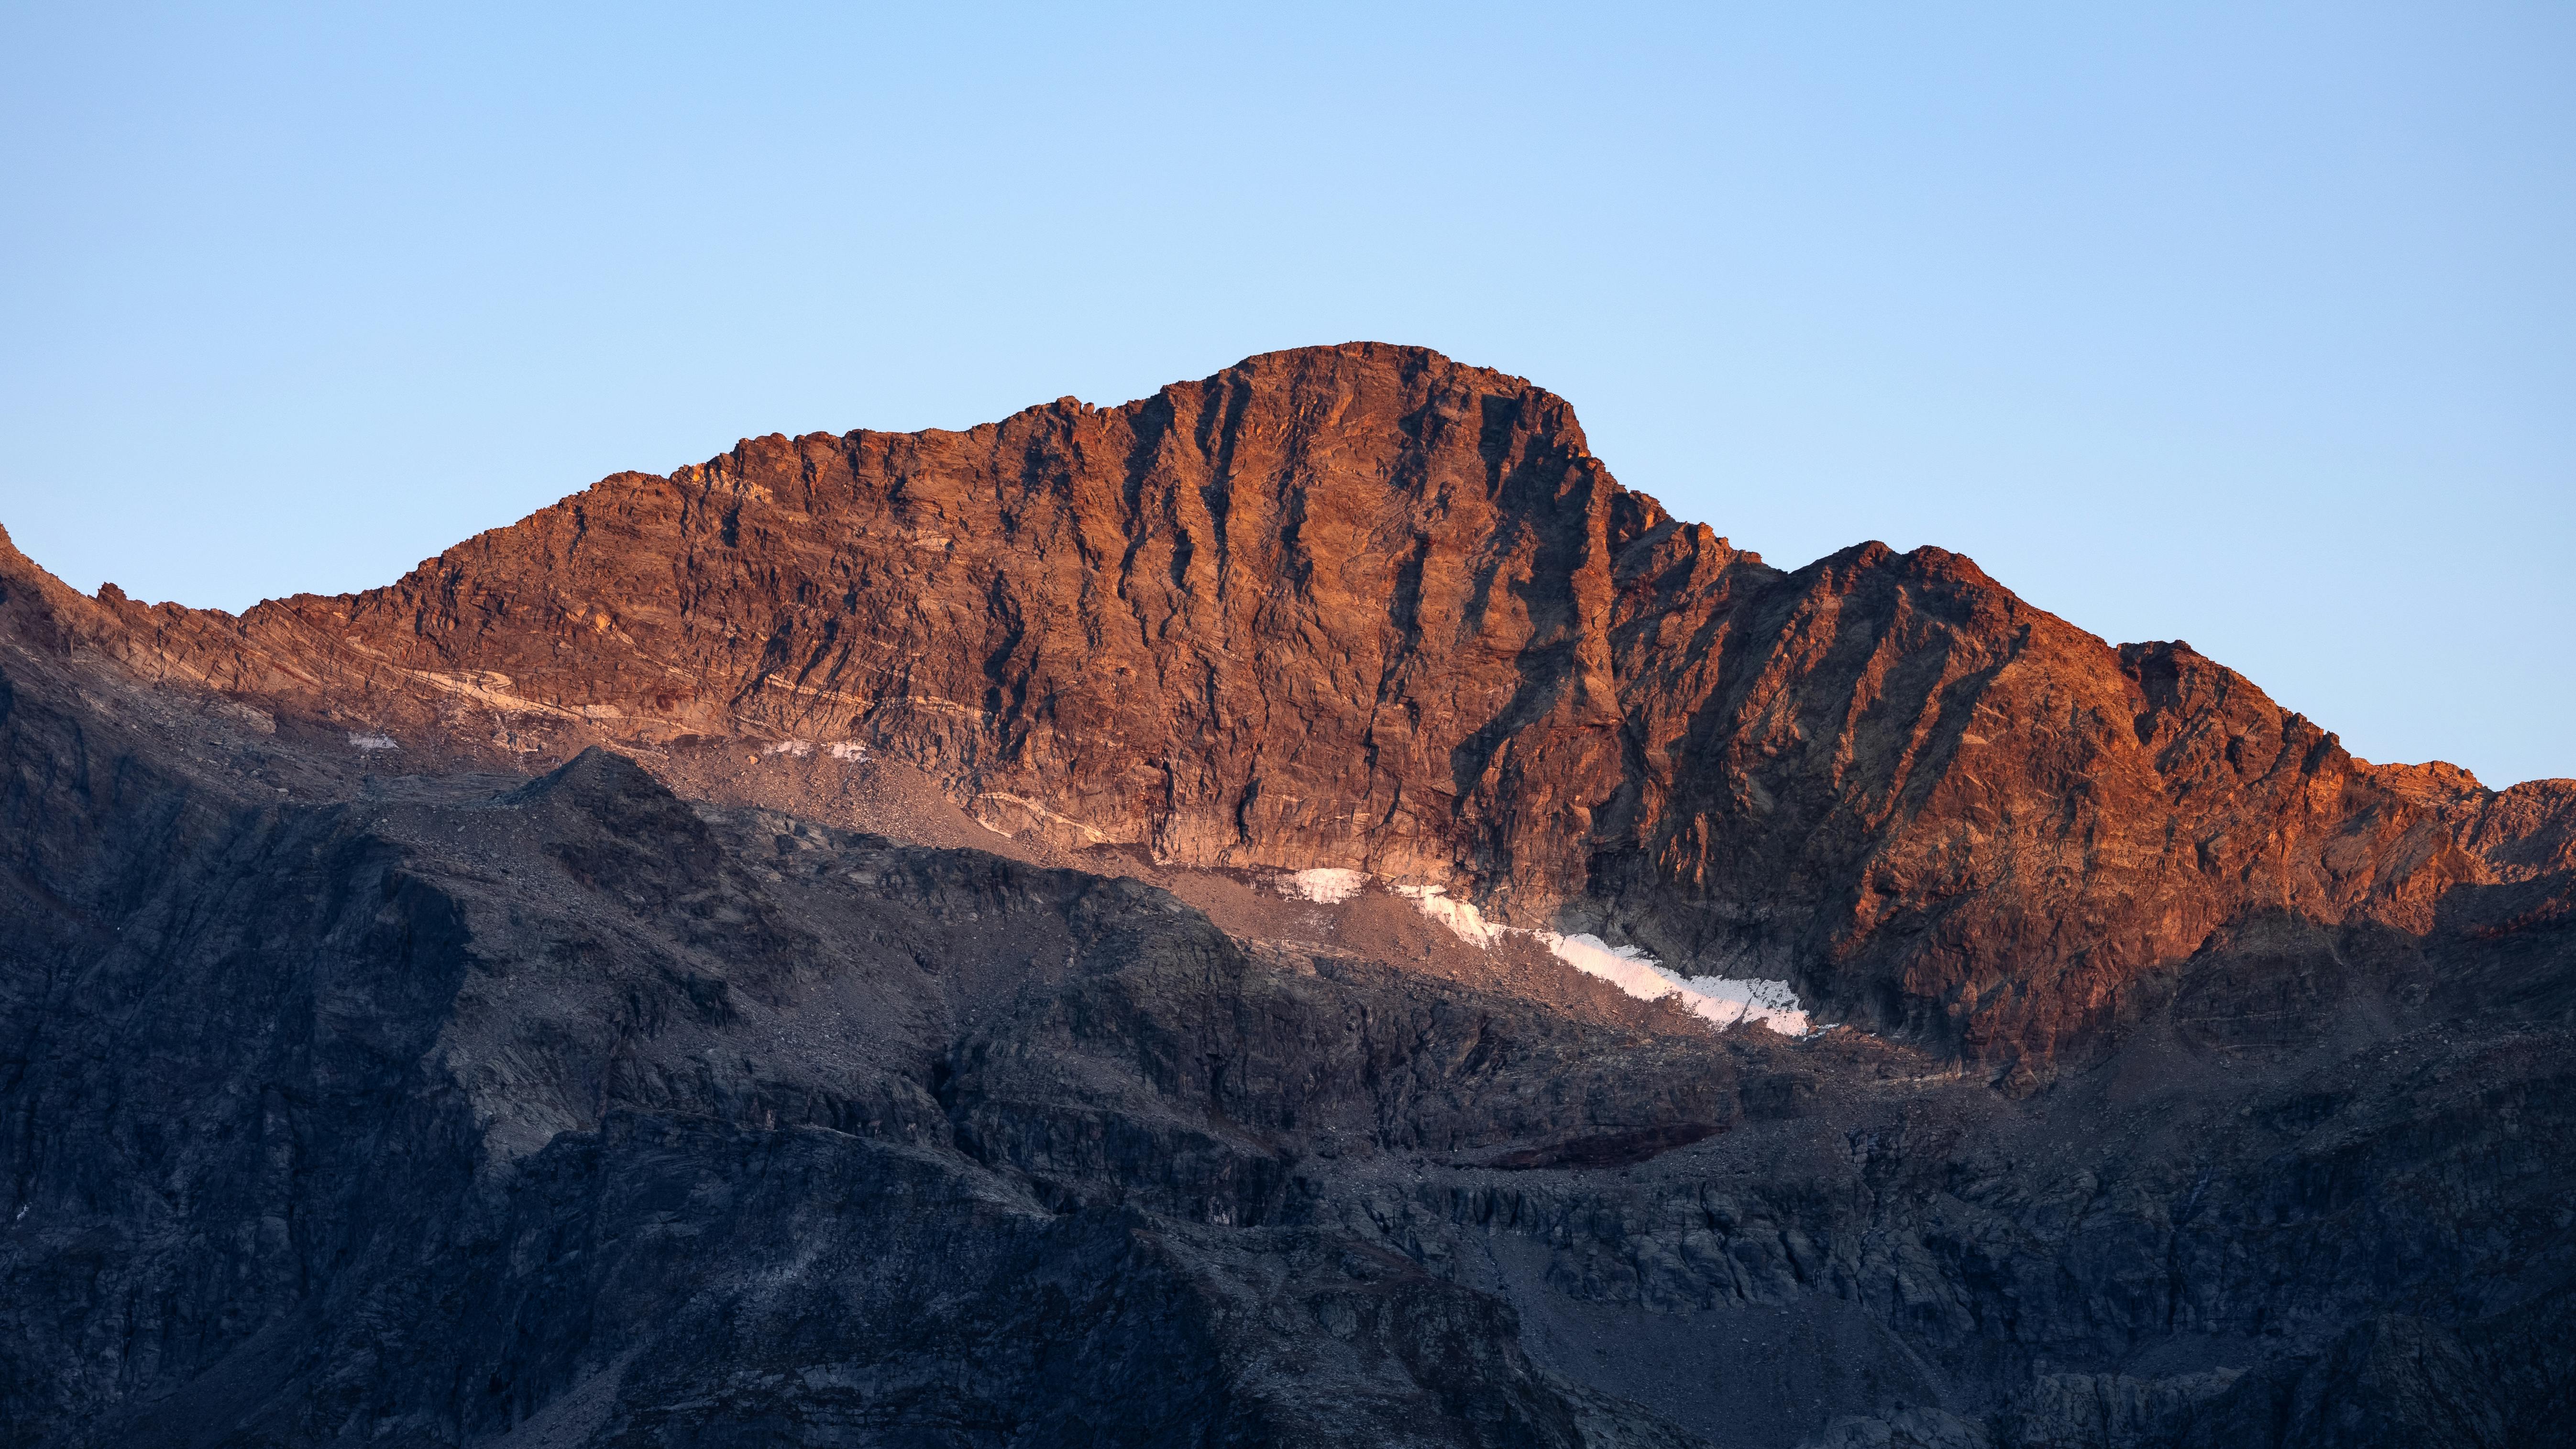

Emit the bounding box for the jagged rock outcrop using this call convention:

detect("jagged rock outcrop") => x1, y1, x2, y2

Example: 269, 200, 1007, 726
14, 343, 2571, 1067
2, 344, 2572, 1448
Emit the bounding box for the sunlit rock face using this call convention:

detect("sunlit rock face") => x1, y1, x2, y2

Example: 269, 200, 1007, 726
1, 346, 2570, 1448
45, 343, 2576, 1072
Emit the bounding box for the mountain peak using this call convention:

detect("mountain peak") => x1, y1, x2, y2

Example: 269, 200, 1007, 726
2, 348, 2568, 1067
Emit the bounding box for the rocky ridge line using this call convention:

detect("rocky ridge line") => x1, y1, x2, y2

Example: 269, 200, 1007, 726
4, 341, 2569, 1069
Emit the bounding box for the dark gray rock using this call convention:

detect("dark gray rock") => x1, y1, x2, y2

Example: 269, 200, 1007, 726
0, 350, 2570, 1446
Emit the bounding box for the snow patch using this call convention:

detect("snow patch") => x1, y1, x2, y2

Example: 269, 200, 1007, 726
1171, 852, 1816, 1036
1365, 878, 1815, 1035
1277, 868, 1367, 905
1542, 932, 1810, 1036
348, 733, 399, 752
762, 739, 815, 758
1540, 932, 1674, 1001
1393, 884, 1508, 949
825, 741, 867, 761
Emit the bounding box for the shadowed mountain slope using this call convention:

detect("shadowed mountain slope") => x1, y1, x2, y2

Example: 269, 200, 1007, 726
13, 342, 2567, 1069
3, 345, 2574, 1448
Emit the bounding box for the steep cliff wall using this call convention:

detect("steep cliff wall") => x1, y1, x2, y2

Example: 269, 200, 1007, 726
4, 553, 2571, 1449
6, 348, 2576, 1446
10, 342, 2571, 1072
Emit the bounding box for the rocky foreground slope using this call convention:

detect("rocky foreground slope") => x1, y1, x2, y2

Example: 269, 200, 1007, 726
2, 344, 2572, 1447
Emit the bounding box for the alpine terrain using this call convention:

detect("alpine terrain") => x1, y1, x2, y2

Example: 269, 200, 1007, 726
3, 343, 2571, 1448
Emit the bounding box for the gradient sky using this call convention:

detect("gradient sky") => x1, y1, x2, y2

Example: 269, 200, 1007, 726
3, 4, 2569, 784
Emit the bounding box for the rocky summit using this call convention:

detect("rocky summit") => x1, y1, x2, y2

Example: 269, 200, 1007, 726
3, 343, 2570, 1448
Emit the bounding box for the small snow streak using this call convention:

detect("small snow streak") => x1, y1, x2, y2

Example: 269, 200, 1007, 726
1393, 884, 1508, 949
348, 733, 399, 752
1313, 874, 1818, 1037
1276, 868, 1367, 905
1542, 933, 1810, 1036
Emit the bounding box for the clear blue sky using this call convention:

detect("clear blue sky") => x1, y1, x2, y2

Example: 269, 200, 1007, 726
3, 4, 2568, 784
